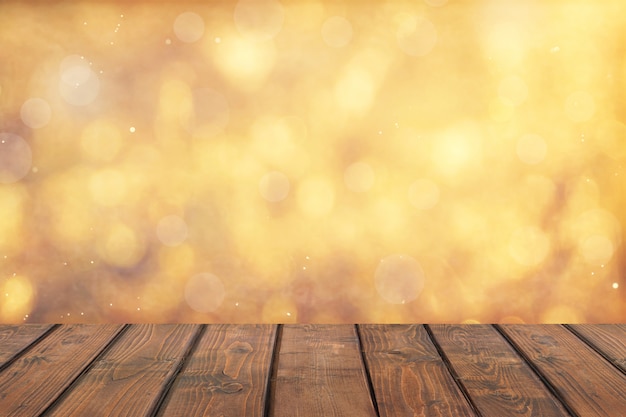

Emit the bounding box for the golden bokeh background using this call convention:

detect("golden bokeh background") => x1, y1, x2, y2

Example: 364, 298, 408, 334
0, 0, 624, 323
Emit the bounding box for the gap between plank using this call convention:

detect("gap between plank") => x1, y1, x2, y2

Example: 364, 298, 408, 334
354, 324, 381, 417
0, 324, 60, 374
263, 324, 283, 417
39, 324, 131, 417
149, 324, 207, 417
423, 324, 483, 417
563, 324, 626, 377
493, 324, 579, 417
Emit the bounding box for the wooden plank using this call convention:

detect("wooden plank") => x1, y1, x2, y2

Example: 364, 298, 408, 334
45, 324, 201, 417
0, 324, 123, 417
428, 324, 570, 417
0, 324, 55, 367
567, 324, 626, 373
157, 324, 277, 417
271, 324, 377, 417
500, 324, 626, 416
359, 324, 476, 417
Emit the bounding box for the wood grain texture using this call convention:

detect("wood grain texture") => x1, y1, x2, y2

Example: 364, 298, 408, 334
271, 324, 377, 417
157, 324, 277, 417
0, 324, 55, 367
0, 324, 123, 417
428, 324, 570, 417
500, 324, 626, 417
567, 324, 626, 373
45, 324, 201, 417
359, 324, 476, 417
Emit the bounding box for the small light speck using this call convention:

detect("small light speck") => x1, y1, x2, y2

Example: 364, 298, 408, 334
235, 302, 239, 307
601, 264, 605, 268
90, 260, 94, 264
137, 307, 141, 311
99, 70, 103, 74
83, 21, 87, 25
129, 126, 136, 133
550, 46, 560, 53
302, 266, 306, 270
305, 256, 310, 260
215, 37, 221, 43
165, 38, 172, 45
286, 312, 291, 316
81, 312, 84, 316
120, 14, 124, 18
613, 282, 619, 289
378, 130, 383, 135
591, 271, 595, 275
109, 303, 113, 307
110, 41, 114, 45
63, 262, 68, 266
32, 167, 38, 173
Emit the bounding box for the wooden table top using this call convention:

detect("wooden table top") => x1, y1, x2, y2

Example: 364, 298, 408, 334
0, 324, 624, 416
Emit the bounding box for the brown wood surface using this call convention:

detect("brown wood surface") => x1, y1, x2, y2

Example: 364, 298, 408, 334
428, 324, 571, 417
500, 324, 626, 417
157, 324, 277, 417
359, 324, 476, 417
270, 324, 378, 417
0, 324, 55, 367
45, 324, 201, 417
567, 324, 626, 373
0, 324, 123, 417
0, 324, 624, 416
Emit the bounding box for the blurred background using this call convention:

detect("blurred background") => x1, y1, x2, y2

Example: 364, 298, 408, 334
0, 0, 624, 323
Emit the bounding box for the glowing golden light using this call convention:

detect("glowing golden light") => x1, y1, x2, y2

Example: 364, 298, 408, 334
1, 275, 35, 322
0, 0, 624, 323
98, 223, 146, 268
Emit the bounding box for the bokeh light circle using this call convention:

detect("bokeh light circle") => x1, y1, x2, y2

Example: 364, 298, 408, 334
173, 12, 205, 43
184, 273, 225, 313
321, 16, 353, 48
234, 0, 285, 42
375, 254, 425, 304
59, 55, 100, 106
408, 179, 440, 210
579, 234, 614, 265
20, 98, 52, 129
156, 215, 189, 247
0, 133, 32, 184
